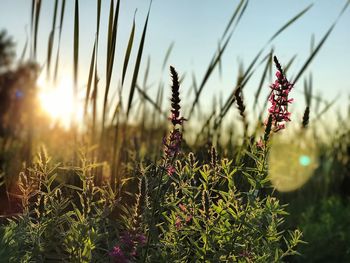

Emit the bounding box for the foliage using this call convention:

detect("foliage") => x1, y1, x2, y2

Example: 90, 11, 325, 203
0, 147, 119, 262
146, 153, 303, 262
295, 196, 350, 263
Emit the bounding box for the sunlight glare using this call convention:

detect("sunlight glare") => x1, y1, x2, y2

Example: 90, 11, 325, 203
37, 75, 83, 128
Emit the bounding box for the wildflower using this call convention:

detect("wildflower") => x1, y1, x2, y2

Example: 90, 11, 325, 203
120, 232, 134, 248
166, 165, 176, 176
163, 66, 186, 161
169, 66, 186, 126
175, 216, 182, 230
135, 233, 147, 246
256, 138, 264, 149
267, 56, 294, 132
185, 214, 193, 223
110, 231, 147, 262
163, 129, 183, 160
109, 246, 128, 263
179, 203, 187, 213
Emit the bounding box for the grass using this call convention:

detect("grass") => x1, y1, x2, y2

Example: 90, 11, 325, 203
0, 1, 350, 262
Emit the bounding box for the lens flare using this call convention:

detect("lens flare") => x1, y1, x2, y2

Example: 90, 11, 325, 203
268, 133, 318, 192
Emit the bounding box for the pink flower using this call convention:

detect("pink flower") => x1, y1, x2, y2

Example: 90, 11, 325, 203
163, 129, 183, 160
185, 214, 193, 223
109, 246, 128, 263
267, 64, 294, 132
256, 138, 264, 149
163, 66, 186, 161
166, 165, 176, 176
120, 232, 134, 248
135, 233, 147, 246
179, 203, 187, 213
175, 216, 182, 230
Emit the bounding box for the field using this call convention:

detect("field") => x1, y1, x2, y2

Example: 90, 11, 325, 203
0, 1, 350, 262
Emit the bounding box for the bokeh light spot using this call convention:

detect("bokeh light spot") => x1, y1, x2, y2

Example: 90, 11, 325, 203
299, 155, 311, 167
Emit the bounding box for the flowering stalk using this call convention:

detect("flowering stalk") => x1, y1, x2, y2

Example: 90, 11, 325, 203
109, 231, 147, 262
163, 66, 186, 174
267, 56, 294, 132
142, 66, 186, 263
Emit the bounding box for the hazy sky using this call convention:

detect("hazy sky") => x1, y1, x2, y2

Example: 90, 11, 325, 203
0, 0, 349, 123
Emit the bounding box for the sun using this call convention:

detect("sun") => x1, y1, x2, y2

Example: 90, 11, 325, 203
37, 74, 84, 128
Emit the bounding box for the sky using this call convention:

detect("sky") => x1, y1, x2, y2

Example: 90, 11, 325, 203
0, 0, 349, 127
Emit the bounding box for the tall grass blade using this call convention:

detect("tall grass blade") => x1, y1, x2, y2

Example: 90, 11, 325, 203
121, 11, 136, 87
253, 50, 273, 110
212, 4, 314, 129
46, 0, 58, 79
126, 1, 152, 118
267, 4, 313, 44
315, 96, 338, 120
293, 1, 349, 84
73, 0, 79, 91
161, 41, 175, 72
30, 0, 35, 58
53, 0, 65, 83
92, 67, 99, 141
33, 0, 42, 60
310, 34, 315, 53
136, 85, 166, 118
188, 0, 248, 119
284, 54, 297, 73
96, 0, 101, 38
221, 0, 246, 40
143, 56, 151, 88
103, 0, 120, 131
20, 37, 28, 63
188, 30, 234, 119
107, 0, 114, 64
84, 40, 96, 117
293, 24, 334, 84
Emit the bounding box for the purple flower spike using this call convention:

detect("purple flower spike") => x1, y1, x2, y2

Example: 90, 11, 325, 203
267, 56, 294, 132
163, 66, 186, 162
109, 246, 128, 263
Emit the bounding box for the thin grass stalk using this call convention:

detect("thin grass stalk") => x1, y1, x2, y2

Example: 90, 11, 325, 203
188, 0, 248, 119
73, 0, 79, 124
102, 0, 120, 137
91, 67, 98, 142
212, 5, 313, 130
53, 0, 66, 83
84, 40, 96, 118
126, 1, 152, 118
20, 37, 28, 63
31, 0, 42, 60
221, 0, 246, 41
121, 11, 136, 87
161, 42, 175, 72
253, 50, 273, 110
46, 0, 58, 79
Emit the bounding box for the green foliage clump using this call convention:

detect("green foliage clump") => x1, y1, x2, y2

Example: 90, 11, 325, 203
0, 148, 119, 262
295, 196, 350, 263
137, 149, 304, 262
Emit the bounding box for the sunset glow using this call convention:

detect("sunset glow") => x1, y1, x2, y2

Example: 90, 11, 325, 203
37, 75, 83, 128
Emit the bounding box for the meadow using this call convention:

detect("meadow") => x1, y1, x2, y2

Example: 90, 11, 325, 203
0, 1, 350, 262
